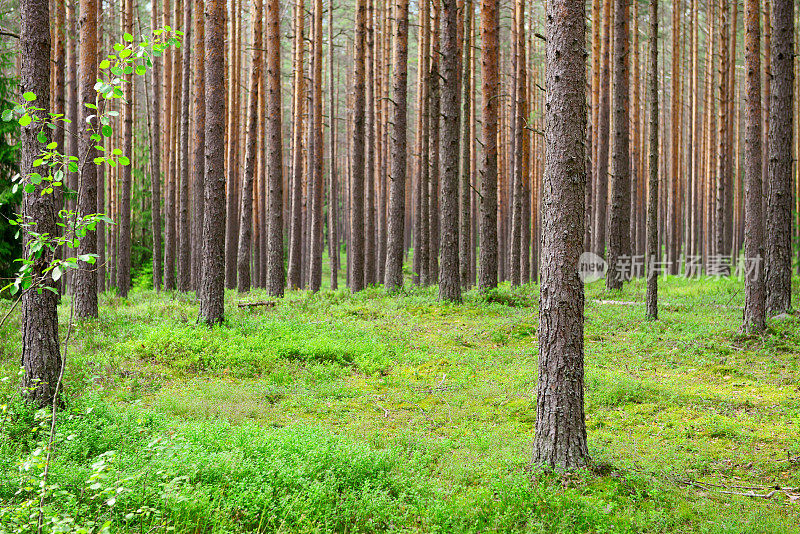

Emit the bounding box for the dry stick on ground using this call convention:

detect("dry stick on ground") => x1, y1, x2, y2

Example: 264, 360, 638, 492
237, 300, 277, 308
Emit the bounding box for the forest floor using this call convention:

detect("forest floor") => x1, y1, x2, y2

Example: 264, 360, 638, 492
1, 272, 800, 533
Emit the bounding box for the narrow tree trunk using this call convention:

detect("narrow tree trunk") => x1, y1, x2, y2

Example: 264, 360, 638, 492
192, 0, 205, 294
266, 0, 285, 297
593, 0, 611, 257
743, 0, 765, 333
668, 0, 681, 274
427, 0, 440, 284
765, 0, 794, 315
117, 0, 133, 297
177, 0, 192, 291
236, 0, 263, 293
509, 0, 524, 287
350, 0, 367, 292
200, 0, 226, 324
385, 0, 409, 292
309, 0, 324, 291
459, 0, 473, 288
479, 0, 499, 289
533, 0, 589, 469
645, 0, 659, 320
328, 0, 339, 289
224, 0, 241, 290
75, 0, 99, 317
287, 0, 305, 289
605, 0, 631, 290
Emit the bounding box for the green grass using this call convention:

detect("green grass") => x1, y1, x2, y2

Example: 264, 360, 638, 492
0, 274, 799, 533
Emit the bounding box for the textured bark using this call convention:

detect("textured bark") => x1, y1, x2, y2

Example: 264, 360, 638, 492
438, 0, 461, 302
765, 0, 794, 315
533, 0, 589, 469
350, 0, 367, 292
162, 0, 175, 290
150, 0, 163, 291
667, 0, 680, 274
287, 0, 304, 289
385, 0, 409, 292
328, 0, 339, 289
224, 0, 241, 290
200, 0, 226, 324
363, 0, 376, 287
236, 0, 263, 293
459, 0, 473, 289
605, 0, 630, 290
75, 0, 98, 318
714, 0, 729, 257
478, 0, 499, 289
309, 0, 324, 291
593, 0, 611, 257
117, 0, 133, 297
177, 0, 192, 291
427, 0, 440, 284
192, 0, 205, 294
20, 0, 61, 407
645, 0, 659, 320
509, 0, 524, 287
266, 0, 285, 297
743, 0, 765, 333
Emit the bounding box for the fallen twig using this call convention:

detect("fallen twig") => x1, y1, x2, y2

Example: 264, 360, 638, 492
237, 300, 277, 308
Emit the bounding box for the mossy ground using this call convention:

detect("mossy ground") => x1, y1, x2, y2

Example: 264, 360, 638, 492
0, 270, 799, 533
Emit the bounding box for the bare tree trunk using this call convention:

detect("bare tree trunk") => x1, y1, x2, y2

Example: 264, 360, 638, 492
200, 0, 226, 324
438, 0, 461, 301
149, 0, 163, 291
224, 0, 241, 290
192, 0, 205, 294
385, 0, 409, 292
350, 0, 367, 292
645, 0, 659, 320
75, 0, 98, 317
605, 0, 630, 290
309, 0, 324, 291
266, 0, 285, 297
287, 0, 305, 289
177, 0, 192, 291
162, 0, 175, 290
743, 0, 766, 333
533, 0, 589, 469
459, 0, 473, 289
236, 0, 263, 293
328, 0, 339, 289
593, 0, 611, 258
427, 0, 440, 284
765, 0, 794, 315
479, 0, 499, 289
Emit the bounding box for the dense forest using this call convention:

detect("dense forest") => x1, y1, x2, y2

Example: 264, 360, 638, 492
0, 0, 799, 531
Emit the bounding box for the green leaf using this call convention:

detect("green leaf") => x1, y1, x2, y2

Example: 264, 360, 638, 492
123, 33, 134, 42
99, 59, 111, 69
102, 125, 113, 137
51, 266, 63, 282
93, 156, 106, 165
135, 65, 146, 76
113, 43, 124, 52
112, 148, 122, 156
19, 114, 32, 127
118, 156, 130, 166
37, 131, 47, 144
119, 49, 132, 59
46, 141, 58, 149
78, 254, 97, 265
22, 91, 37, 102
1, 109, 12, 121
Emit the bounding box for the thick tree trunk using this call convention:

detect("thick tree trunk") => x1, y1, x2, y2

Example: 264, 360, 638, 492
605, 0, 631, 290
266, 0, 285, 297
200, 0, 226, 324
533, 0, 589, 469
350, 0, 367, 292
438, 0, 461, 302
645, 0, 659, 320
479, 0, 499, 289
385, 0, 409, 292
75, 0, 98, 317
743, 0, 765, 333
765, 0, 794, 315
20, 0, 61, 407
236, 0, 263, 293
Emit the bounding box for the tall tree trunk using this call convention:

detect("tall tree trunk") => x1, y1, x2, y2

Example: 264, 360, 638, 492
150, 0, 163, 291
427, 0, 440, 284
162, 0, 176, 290
266, 0, 285, 297
309, 0, 324, 291
459, 0, 473, 289
385, 0, 409, 292
605, 0, 631, 290
714, 0, 729, 258
509, 0, 524, 287
177, 0, 192, 291
350, 0, 367, 292
645, 0, 659, 320
668, 0, 681, 274
328, 0, 339, 289
438, 0, 461, 301
287, 0, 305, 289
593, 0, 611, 258
533, 0, 589, 469
236, 0, 263, 292
117, 0, 133, 297
765, 0, 794, 315
363, 0, 376, 286
75, 0, 98, 317
224, 0, 241, 290
21, 0, 61, 407
200, 0, 226, 324
192, 0, 205, 294
743, 0, 766, 333
479, 0, 499, 289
